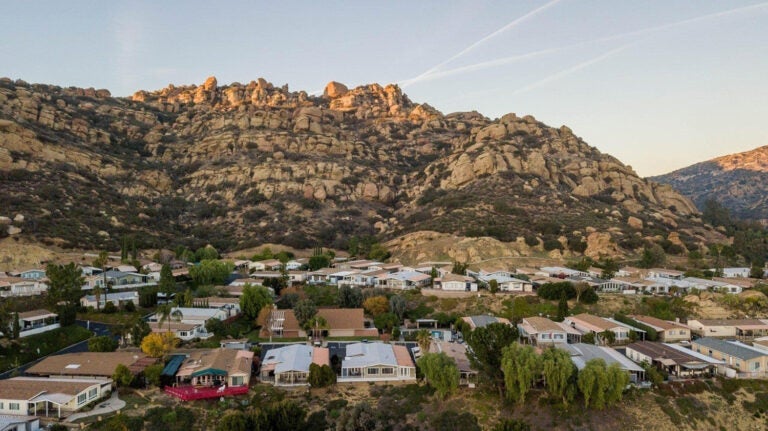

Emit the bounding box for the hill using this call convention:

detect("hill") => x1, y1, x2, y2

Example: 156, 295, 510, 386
651, 145, 768, 223
0, 76, 719, 258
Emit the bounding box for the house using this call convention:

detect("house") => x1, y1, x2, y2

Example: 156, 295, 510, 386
558, 343, 646, 383
0, 277, 48, 297
16, 269, 46, 280
692, 337, 768, 378
339, 342, 416, 382
0, 377, 112, 419
26, 352, 154, 379
306, 268, 336, 284
148, 307, 229, 326
17, 309, 59, 338
430, 341, 477, 386
149, 321, 211, 341
0, 415, 40, 431
476, 273, 533, 293
616, 266, 644, 278
598, 277, 645, 294
385, 271, 431, 290
540, 267, 588, 278
647, 268, 684, 280
115, 265, 138, 273
714, 267, 751, 278
564, 314, 633, 344
628, 315, 691, 342
285, 259, 307, 271
82, 271, 154, 291
261, 308, 378, 339
686, 319, 768, 340
194, 296, 242, 316
335, 260, 383, 271
172, 348, 254, 387
80, 291, 139, 309
625, 341, 720, 378
142, 262, 163, 273
435, 273, 477, 292
287, 270, 307, 284
249, 259, 283, 271
461, 315, 512, 331
518, 316, 581, 345
259, 344, 330, 386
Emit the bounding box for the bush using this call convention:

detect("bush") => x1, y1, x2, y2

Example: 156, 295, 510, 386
88, 335, 118, 352
102, 301, 117, 314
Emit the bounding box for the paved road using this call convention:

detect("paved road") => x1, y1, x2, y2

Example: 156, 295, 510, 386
0, 321, 114, 380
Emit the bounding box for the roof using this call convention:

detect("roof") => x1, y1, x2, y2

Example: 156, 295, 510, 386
439, 273, 474, 283
629, 315, 688, 331
388, 271, 431, 282
26, 352, 148, 377
18, 309, 56, 320
176, 348, 254, 378
343, 342, 399, 368
0, 415, 38, 429
432, 341, 473, 372
522, 316, 563, 333
464, 315, 511, 329
162, 354, 187, 376
569, 314, 621, 332
318, 308, 366, 330
0, 377, 110, 401
693, 337, 767, 361
262, 344, 317, 374
149, 321, 200, 332
559, 343, 644, 372
690, 319, 768, 329
626, 341, 710, 366
392, 345, 415, 368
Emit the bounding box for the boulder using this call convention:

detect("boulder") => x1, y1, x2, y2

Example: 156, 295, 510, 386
323, 81, 348, 99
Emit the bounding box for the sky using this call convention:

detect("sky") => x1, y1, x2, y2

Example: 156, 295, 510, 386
1, 1, 767, 176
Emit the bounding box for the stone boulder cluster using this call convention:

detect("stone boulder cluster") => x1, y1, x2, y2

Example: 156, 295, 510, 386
0, 75, 713, 256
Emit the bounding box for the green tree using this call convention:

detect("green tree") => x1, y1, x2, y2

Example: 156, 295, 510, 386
113, 364, 134, 387
416, 329, 432, 353
489, 279, 499, 294
418, 352, 459, 399
11, 312, 20, 339
307, 315, 329, 340
309, 254, 331, 271
294, 299, 317, 330
46, 263, 85, 307
452, 261, 469, 275
388, 295, 407, 320
492, 419, 532, 431
577, 359, 609, 409
466, 322, 519, 397
605, 363, 629, 405
194, 245, 219, 261
373, 312, 399, 333
556, 294, 569, 322
217, 411, 248, 431
240, 284, 273, 321
143, 363, 164, 387
308, 363, 336, 387
88, 335, 118, 352
130, 319, 151, 347
158, 264, 175, 297
501, 343, 542, 403
599, 258, 619, 279
92, 251, 111, 307
338, 285, 363, 308
189, 259, 234, 286
640, 244, 666, 268
541, 347, 576, 404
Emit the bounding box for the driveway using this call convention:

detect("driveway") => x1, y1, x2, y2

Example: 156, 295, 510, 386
65, 391, 126, 423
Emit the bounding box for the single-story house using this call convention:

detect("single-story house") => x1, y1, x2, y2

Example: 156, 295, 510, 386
0, 377, 112, 419
194, 296, 241, 316
17, 309, 59, 338
15, 269, 46, 280
625, 341, 720, 378
518, 316, 581, 345
692, 337, 768, 378
628, 315, 690, 342
385, 271, 431, 290
80, 291, 139, 309
259, 344, 330, 386
148, 307, 228, 326
430, 341, 477, 386
476, 274, 533, 293
647, 268, 684, 280
172, 348, 254, 387
540, 267, 588, 278
0, 415, 40, 431
26, 352, 153, 379
714, 267, 751, 278
0, 277, 48, 297
558, 343, 645, 383
686, 319, 768, 340
564, 314, 634, 345
339, 342, 416, 382
261, 308, 378, 339
435, 273, 477, 292
249, 259, 283, 271
149, 321, 210, 341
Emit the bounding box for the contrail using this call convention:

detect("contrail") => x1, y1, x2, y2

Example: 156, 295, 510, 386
509, 43, 634, 96
404, 0, 563, 87
403, 1, 768, 87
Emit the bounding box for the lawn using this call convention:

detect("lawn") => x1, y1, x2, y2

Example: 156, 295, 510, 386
0, 325, 92, 372
77, 307, 155, 326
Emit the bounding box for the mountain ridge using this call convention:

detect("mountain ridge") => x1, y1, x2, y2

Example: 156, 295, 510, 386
0, 75, 719, 259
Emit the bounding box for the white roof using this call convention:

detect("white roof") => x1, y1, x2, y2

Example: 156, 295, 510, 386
343, 342, 398, 368
262, 344, 314, 374
663, 343, 724, 364
559, 343, 644, 372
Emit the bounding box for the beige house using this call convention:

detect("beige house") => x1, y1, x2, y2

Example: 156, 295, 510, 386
687, 319, 768, 340
0, 377, 112, 418
692, 337, 768, 378
564, 313, 631, 345
259, 344, 330, 386
629, 315, 690, 342
518, 316, 581, 346
339, 342, 416, 382
26, 352, 154, 379
174, 348, 254, 387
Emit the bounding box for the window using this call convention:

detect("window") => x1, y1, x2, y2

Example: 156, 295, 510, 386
89, 388, 98, 399
9, 403, 19, 411
381, 368, 394, 375
752, 362, 760, 371
78, 393, 87, 404
368, 368, 379, 375
0, 402, 4, 409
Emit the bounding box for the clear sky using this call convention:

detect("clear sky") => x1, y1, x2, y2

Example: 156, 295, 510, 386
2, 1, 766, 176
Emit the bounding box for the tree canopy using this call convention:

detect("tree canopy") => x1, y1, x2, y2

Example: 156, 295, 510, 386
46, 263, 85, 307
501, 343, 542, 403
240, 284, 273, 321
418, 352, 459, 399
466, 322, 518, 396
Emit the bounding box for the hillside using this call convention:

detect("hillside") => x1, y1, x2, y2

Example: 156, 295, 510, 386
651, 145, 768, 223
0, 76, 719, 258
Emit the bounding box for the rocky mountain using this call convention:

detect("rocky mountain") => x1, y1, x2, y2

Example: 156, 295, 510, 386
0, 76, 720, 259
651, 146, 768, 223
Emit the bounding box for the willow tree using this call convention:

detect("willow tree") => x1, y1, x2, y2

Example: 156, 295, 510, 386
605, 363, 630, 405
418, 352, 459, 399
500, 343, 542, 403
577, 358, 609, 409
541, 347, 576, 404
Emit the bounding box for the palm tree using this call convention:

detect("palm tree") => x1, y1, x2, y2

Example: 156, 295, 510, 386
308, 316, 328, 342
416, 329, 432, 354
157, 303, 172, 332
92, 284, 102, 311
